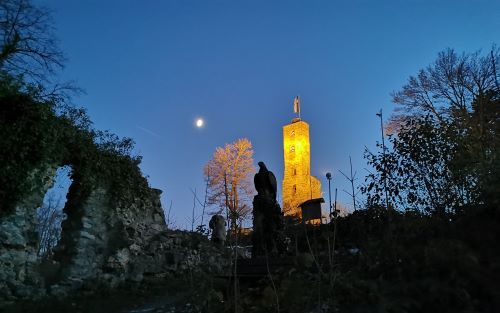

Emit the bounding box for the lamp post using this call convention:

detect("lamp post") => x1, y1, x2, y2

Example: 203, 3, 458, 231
326, 172, 332, 223
376, 109, 390, 211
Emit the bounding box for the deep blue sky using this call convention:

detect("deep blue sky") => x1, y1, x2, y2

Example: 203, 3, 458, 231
41, 0, 499, 229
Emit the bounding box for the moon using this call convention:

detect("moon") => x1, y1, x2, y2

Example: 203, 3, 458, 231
195, 118, 204, 128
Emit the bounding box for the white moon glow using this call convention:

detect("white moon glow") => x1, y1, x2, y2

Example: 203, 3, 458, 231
195, 118, 204, 128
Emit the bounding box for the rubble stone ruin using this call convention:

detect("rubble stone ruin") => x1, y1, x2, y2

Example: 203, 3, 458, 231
0, 163, 228, 306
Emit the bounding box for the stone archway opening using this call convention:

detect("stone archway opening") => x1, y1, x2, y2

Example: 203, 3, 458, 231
36, 165, 73, 259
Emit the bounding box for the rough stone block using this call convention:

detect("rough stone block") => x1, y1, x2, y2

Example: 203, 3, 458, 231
80, 231, 96, 240
0, 222, 27, 247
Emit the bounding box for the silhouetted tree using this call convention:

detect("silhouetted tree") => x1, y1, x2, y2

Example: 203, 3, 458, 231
364, 115, 477, 214
0, 0, 63, 77
458, 90, 500, 206
365, 47, 500, 213
388, 46, 500, 128
0, 0, 78, 100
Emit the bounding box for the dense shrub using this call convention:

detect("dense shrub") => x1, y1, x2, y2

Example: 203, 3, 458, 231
0, 74, 149, 215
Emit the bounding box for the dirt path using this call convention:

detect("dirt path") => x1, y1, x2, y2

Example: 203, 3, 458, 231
2, 282, 206, 313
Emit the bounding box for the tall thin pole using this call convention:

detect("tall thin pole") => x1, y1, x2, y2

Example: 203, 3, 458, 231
334, 188, 337, 214
331, 188, 338, 265
377, 109, 390, 211
326, 173, 332, 223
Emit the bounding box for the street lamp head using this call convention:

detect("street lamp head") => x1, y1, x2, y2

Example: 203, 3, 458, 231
326, 172, 332, 180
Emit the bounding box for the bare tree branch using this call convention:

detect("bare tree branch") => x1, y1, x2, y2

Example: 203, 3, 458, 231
0, 0, 79, 101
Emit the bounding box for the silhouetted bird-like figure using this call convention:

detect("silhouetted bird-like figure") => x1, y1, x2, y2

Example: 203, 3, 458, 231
254, 161, 277, 200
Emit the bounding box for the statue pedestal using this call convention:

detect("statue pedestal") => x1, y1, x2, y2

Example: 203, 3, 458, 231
251, 195, 284, 257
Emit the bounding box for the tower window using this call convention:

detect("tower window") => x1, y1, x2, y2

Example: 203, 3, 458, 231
290, 145, 295, 152
291, 130, 295, 136
293, 185, 297, 194
293, 168, 297, 175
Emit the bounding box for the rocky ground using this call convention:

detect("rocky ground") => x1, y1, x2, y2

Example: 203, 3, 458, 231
2, 277, 225, 313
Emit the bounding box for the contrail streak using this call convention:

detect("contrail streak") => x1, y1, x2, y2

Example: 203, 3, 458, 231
136, 125, 161, 138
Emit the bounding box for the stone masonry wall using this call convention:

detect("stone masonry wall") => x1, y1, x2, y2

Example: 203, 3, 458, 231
282, 119, 322, 217
0, 168, 229, 306
0, 165, 56, 303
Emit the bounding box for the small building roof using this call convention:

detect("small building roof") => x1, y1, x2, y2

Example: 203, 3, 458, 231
298, 198, 325, 207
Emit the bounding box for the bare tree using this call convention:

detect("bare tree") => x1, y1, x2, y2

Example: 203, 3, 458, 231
0, 0, 80, 102
204, 138, 255, 233
369, 47, 500, 213
37, 192, 66, 258
388, 46, 500, 130
165, 200, 173, 229
339, 156, 360, 211
0, 0, 64, 80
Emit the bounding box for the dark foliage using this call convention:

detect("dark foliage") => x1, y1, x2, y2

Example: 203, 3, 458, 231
232, 207, 500, 313
364, 115, 479, 214
234, 47, 500, 313
364, 47, 500, 214
0, 73, 150, 215
331, 207, 500, 312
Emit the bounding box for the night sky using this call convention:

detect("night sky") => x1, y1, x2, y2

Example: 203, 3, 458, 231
40, 0, 499, 229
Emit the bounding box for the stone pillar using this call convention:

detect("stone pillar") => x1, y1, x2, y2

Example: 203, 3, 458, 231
251, 195, 284, 257
0, 166, 56, 304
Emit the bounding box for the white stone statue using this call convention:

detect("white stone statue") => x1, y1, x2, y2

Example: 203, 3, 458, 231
209, 214, 226, 246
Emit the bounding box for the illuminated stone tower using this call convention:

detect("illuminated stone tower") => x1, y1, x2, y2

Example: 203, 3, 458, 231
282, 117, 322, 218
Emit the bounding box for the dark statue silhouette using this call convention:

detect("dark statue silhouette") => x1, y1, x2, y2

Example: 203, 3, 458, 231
254, 161, 277, 200
252, 161, 285, 257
